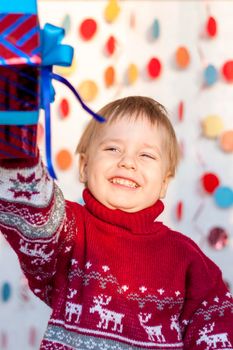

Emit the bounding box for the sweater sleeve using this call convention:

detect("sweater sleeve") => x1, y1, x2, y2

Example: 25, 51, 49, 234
181, 247, 233, 349
0, 154, 79, 307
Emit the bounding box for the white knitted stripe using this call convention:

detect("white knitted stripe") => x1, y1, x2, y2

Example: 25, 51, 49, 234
45, 323, 184, 349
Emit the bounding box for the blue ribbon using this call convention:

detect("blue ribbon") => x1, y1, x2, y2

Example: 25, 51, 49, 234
40, 23, 105, 179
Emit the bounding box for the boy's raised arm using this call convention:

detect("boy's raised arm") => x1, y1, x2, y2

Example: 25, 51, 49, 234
0, 153, 78, 306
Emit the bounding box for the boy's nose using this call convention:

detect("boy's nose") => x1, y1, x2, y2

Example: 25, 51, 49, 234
118, 155, 137, 170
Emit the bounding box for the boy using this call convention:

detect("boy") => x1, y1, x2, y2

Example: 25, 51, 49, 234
0, 96, 232, 349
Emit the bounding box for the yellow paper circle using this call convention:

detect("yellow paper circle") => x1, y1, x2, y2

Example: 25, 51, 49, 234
104, 0, 120, 23
78, 80, 98, 102
54, 55, 77, 77
202, 115, 224, 138
127, 63, 138, 84
219, 130, 233, 152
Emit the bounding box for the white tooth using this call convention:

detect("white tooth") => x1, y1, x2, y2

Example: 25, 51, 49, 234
112, 178, 137, 188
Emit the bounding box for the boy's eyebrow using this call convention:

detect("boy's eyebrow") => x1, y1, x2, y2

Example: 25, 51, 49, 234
99, 139, 162, 154
99, 138, 123, 145
142, 143, 161, 150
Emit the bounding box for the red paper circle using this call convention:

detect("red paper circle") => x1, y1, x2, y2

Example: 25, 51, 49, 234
59, 98, 70, 118
106, 36, 116, 55
178, 101, 184, 121
201, 172, 220, 194
147, 57, 162, 79
79, 18, 97, 40
29, 327, 37, 347
222, 61, 233, 82
176, 201, 183, 221
206, 16, 217, 37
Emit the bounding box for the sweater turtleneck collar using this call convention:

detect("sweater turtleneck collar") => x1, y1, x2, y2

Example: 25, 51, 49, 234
82, 189, 165, 234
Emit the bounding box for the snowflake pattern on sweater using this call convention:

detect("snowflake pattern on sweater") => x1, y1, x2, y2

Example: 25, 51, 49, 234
0, 157, 233, 350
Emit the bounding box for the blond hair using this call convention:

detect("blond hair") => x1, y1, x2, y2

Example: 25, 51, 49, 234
76, 96, 180, 177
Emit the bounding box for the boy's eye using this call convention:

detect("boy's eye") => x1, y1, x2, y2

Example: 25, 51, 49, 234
140, 153, 156, 160
105, 147, 119, 152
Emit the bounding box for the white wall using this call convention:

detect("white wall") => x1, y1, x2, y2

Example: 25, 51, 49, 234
0, 1, 232, 349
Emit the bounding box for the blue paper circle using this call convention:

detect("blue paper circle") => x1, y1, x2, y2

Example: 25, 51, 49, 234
61, 14, 71, 35
152, 19, 160, 39
214, 186, 233, 208
1, 282, 11, 302
204, 64, 218, 86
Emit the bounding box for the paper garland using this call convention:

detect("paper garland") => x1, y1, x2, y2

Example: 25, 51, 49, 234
104, 0, 120, 23
79, 18, 97, 41
55, 149, 73, 170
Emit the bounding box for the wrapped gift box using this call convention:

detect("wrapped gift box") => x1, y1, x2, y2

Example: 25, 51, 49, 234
0, 0, 41, 158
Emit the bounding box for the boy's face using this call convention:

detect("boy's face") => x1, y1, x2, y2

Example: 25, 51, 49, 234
79, 115, 171, 212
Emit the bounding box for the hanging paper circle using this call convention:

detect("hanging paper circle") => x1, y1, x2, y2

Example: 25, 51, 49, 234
207, 227, 228, 250
59, 98, 70, 119
1, 282, 11, 302
204, 64, 218, 86
56, 149, 73, 170
104, 66, 115, 87
206, 16, 217, 37
127, 63, 138, 84
147, 57, 162, 79
202, 115, 224, 138
79, 18, 97, 41
61, 14, 71, 34
178, 101, 184, 121
152, 19, 160, 39
0, 332, 7, 349
175, 46, 190, 69
106, 35, 116, 55
78, 80, 98, 102
78, 197, 85, 205
130, 11, 136, 29
29, 327, 37, 347
175, 201, 183, 221
179, 140, 185, 158
222, 60, 233, 82
20, 275, 30, 302
37, 122, 44, 145
201, 172, 220, 194
55, 55, 76, 77
213, 186, 233, 208
104, 0, 120, 23
219, 130, 233, 153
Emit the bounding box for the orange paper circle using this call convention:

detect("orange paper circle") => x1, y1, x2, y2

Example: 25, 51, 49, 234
104, 66, 115, 87
78, 80, 98, 102
37, 123, 44, 144
219, 130, 233, 152
56, 149, 73, 170
175, 46, 190, 68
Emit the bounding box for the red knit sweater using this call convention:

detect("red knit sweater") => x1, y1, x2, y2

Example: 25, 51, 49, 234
0, 157, 232, 350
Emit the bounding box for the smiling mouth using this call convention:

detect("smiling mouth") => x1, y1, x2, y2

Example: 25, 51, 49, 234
110, 177, 139, 189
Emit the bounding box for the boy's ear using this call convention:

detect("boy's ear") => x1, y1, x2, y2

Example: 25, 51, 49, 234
79, 153, 88, 183
159, 173, 172, 199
